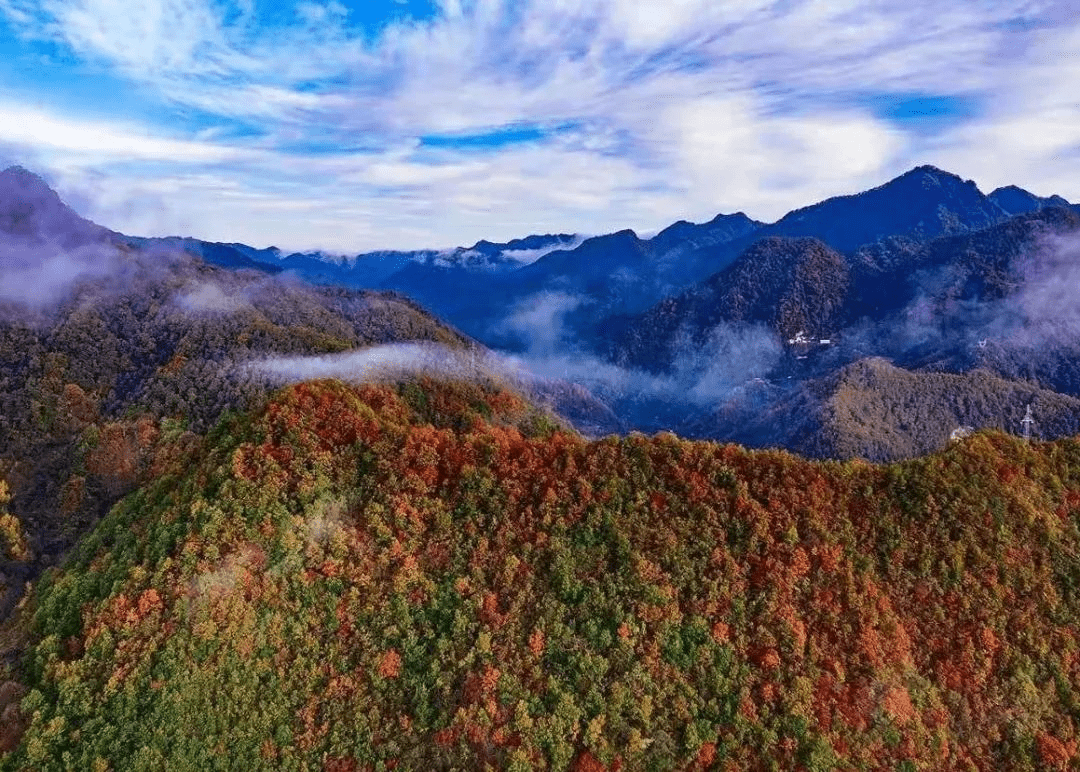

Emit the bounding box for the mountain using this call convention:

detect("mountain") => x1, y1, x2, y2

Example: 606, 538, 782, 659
4, 165, 1080, 768
438, 215, 765, 348
0, 166, 114, 248
590, 205, 1080, 457
121, 235, 282, 273
448, 233, 583, 271
219, 215, 762, 347
988, 184, 1072, 215
370, 235, 586, 336
648, 211, 762, 253
756, 165, 1010, 253
0, 245, 481, 612
572, 165, 1019, 339
241, 233, 583, 287
8, 161, 1080, 469
603, 237, 850, 372
690, 357, 1080, 462
106, 166, 1033, 359
4, 378, 1080, 768
0, 168, 632, 630
369, 166, 1022, 349
607, 205, 1080, 377
0, 165, 278, 275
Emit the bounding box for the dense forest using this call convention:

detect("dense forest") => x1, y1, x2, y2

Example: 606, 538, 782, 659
0, 243, 476, 621
1, 377, 1078, 770
691, 358, 1080, 463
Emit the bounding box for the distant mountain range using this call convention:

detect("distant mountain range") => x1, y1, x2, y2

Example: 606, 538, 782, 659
4, 162, 1080, 466
219, 165, 1079, 352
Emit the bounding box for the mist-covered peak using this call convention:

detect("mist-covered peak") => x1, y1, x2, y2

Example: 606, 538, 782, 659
466, 233, 577, 255
0, 164, 109, 247
0, 165, 54, 191
0, 165, 67, 223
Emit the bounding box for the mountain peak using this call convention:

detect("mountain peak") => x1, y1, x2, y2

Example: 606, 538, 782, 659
650, 212, 762, 252
890, 164, 974, 190
768, 164, 1005, 252
905, 163, 959, 177
0, 164, 109, 245
1, 164, 48, 181
0, 165, 63, 202
988, 184, 1072, 215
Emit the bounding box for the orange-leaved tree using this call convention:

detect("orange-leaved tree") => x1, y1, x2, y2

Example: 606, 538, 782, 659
0, 481, 29, 562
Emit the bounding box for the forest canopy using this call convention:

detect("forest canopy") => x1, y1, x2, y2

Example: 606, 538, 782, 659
1, 377, 1079, 770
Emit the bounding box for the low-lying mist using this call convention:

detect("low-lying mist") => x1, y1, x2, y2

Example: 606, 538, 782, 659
497, 290, 783, 407
245, 342, 502, 386
0, 235, 121, 310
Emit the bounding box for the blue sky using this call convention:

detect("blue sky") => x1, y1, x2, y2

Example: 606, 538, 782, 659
0, 0, 1076, 252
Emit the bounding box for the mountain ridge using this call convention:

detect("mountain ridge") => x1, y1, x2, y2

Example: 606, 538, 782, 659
5, 377, 1080, 768
5, 162, 1080, 465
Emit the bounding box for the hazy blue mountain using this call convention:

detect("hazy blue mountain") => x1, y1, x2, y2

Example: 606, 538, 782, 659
988, 185, 1072, 215
452, 233, 581, 269
0, 166, 114, 247
223, 242, 284, 263
116, 235, 280, 273
757, 165, 1010, 250
126, 166, 1034, 358
432, 166, 1025, 348
648, 211, 762, 252
602, 236, 850, 371
604, 205, 1080, 394
502, 214, 764, 306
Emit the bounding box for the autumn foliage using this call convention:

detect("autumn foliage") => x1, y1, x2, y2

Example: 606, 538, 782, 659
5, 377, 1080, 770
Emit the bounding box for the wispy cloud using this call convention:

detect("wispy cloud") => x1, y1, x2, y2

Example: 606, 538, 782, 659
0, 101, 252, 163
495, 289, 783, 419
176, 280, 249, 315
0, 236, 120, 309
0, 0, 1076, 251
246, 342, 498, 385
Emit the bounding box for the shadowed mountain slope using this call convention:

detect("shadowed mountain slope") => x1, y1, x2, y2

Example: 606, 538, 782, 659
603, 237, 850, 372
691, 357, 1080, 463
988, 185, 1072, 215
605, 206, 1080, 379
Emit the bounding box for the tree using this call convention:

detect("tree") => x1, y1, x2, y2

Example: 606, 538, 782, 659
0, 481, 29, 562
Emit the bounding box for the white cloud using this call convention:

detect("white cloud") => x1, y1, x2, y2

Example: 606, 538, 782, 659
0, 101, 252, 163
0, 0, 1077, 252
0, 238, 121, 309
500, 236, 586, 265
296, 1, 348, 25
640, 95, 906, 221
176, 281, 248, 315
247, 342, 497, 385
931, 21, 1080, 196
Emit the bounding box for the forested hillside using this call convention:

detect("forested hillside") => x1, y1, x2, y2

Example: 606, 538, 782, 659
0, 243, 473, 621
689, 359, 1080, 463
2, 378, 1080, 770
